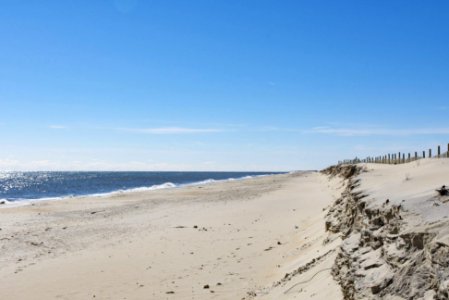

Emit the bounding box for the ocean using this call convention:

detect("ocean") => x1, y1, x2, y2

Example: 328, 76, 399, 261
0, 171, 280, 204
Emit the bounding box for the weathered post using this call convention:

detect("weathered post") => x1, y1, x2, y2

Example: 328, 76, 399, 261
398, 152, 401, 164
447, 143, 449, 158
429, 149, 432, 158
423, 151, 426, 158
388, 154, 391, 164
415, 152, 418, 161
438, 145, 441, 158
408, 153, 411, 162
402, 153, 405, 164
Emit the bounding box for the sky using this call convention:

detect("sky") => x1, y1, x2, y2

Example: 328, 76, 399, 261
1, 0, 449, 171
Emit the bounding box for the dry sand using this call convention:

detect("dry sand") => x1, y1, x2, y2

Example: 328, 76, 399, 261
0, 172, 343, 299
4, 158, 447, 299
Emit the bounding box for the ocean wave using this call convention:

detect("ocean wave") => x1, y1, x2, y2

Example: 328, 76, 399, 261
182, 174, 268, 186
187, 179, 216, 186
0, 173, 279, 207
125, 182, 178, 192
0, 198, 37, 208
0, 199, 11, 205
85, 182, 179, 198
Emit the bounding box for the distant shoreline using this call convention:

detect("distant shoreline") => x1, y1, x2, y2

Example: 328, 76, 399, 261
0, 171, 285, 206
0, 171, 340, 299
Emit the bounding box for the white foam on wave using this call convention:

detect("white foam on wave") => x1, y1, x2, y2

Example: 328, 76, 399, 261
0, 182, 180, 208
0, 199, 11, 205
0, 195, 78, 208
0, 174, 279, 208
119, 182, 178, 193
0, 198, 35, 208
86, 182, 178, 198
181, 174, 269, 187
187, 179, 216, 186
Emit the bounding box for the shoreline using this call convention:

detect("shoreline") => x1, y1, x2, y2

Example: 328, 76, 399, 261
0, 172, 284, 209
0, 171, 342, 299
2, 159, 448, 299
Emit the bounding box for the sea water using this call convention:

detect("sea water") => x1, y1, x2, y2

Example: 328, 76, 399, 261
0, 171, 280, 204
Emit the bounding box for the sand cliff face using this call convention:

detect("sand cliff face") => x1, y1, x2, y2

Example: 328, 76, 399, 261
323, 162, 449, 300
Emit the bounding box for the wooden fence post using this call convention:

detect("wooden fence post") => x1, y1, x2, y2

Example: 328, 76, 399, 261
423, 151, 425, 158
415, 152, 418, 161
438, 145, 441, 158
447, 143, 449, 158
408, 153, 411, 162
429, 149, 432, 158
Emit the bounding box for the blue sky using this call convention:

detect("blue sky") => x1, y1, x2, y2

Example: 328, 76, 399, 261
1, 0, 449, 171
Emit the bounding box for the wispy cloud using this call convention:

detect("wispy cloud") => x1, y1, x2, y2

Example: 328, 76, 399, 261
118, 127, 224, 135
309, 126, 449, 137
48, 125, 67, 129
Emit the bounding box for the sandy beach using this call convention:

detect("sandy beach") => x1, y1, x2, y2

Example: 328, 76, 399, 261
2, 1, 447, 299
0, 172, 343, 299
3, 158, 449, 299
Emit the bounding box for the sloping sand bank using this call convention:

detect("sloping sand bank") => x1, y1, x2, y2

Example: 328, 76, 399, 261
325, 159, 449, 299
0, 172, 343, 299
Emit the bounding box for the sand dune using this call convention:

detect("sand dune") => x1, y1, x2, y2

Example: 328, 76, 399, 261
325, 158, 449, 299
3, 159, 448, 299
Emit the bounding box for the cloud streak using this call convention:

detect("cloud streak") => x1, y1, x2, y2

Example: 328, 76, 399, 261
118, 127, 224, 135
48, 125, 67, 129
309, 126, 449, 137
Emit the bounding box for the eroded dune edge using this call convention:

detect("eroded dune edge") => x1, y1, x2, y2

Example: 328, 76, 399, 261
323, 160, 449, 300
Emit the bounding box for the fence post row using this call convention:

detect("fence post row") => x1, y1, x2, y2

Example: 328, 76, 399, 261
339, 144, 448, 165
